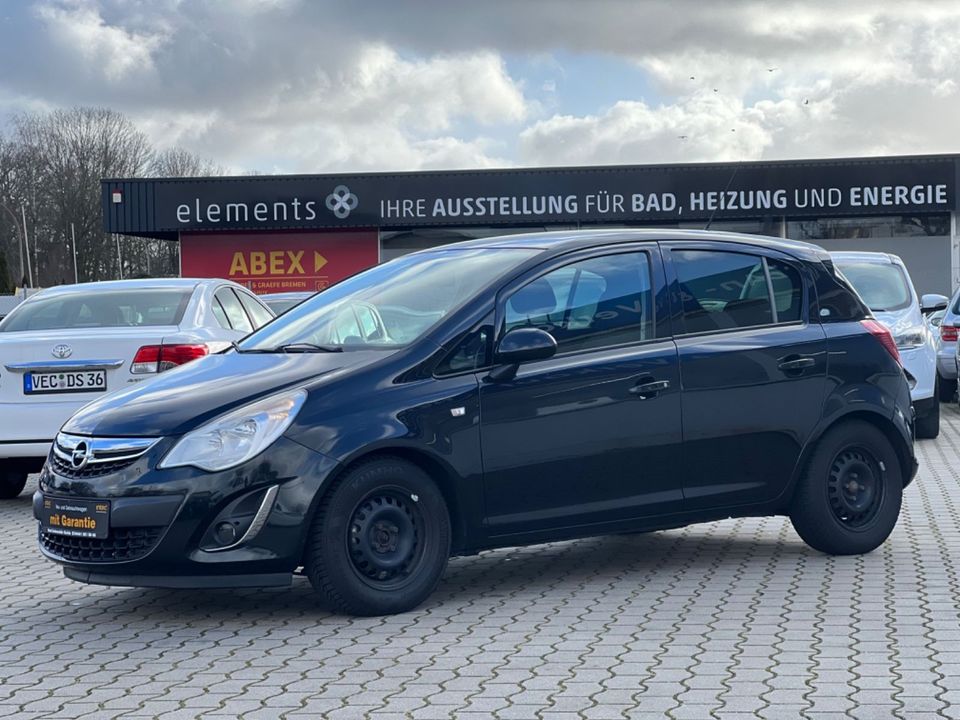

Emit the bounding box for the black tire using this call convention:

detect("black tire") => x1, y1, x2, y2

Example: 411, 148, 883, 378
938, 375, 957, 403
916, 396, 940, 440
305, 457, 451, 616
0, 467, 27, 500
790, 420, 902, 556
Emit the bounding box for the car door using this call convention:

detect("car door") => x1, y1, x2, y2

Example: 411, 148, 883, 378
478, 244, 682, 538
661, 241, 828, 510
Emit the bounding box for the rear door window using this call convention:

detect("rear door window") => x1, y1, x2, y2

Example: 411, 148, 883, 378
673, 250, 776, 333
215, 289, 253, 333
237, 291, 274, 329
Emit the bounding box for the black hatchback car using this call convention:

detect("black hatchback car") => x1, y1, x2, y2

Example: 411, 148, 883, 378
35, 230, 916, 615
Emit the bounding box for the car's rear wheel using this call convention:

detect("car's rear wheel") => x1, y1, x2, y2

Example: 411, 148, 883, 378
938, 374, 956, 402
790, 420, 902, 555
0, 465, 27, 500
305, 457, 451, 616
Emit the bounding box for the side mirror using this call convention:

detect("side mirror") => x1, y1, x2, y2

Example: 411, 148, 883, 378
487, 328, 557, 381
921, 293, 949, 314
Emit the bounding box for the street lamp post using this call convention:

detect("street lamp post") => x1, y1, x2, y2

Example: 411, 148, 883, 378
22, 204, 33, 287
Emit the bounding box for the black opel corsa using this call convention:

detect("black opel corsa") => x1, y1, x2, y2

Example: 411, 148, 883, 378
35, 229, 916, 615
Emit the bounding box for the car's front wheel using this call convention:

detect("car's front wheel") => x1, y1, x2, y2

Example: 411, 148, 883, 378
790, 420, 902, 555
305, 456, 451, 616
0, 464, 27, 500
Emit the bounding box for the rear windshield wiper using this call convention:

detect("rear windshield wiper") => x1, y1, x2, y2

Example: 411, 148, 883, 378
274, 342, 343, 353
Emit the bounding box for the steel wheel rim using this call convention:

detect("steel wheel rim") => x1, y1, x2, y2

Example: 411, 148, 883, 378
346, 487, 425, 590
827, 446, 884, 529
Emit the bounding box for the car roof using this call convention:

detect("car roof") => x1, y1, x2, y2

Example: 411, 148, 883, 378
829, 251, 902, 265
422, 228, 829, 261
29, 278, 225, 297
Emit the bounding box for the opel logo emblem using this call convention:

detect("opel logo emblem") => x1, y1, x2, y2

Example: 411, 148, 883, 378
325, 184, 359, 219
51, 344, 72, 359
71, 441, 93, 470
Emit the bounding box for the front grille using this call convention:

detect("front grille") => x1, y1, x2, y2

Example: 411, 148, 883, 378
39, 526, 164, 563
50, 433, 158, 480
51, 453, 137, 479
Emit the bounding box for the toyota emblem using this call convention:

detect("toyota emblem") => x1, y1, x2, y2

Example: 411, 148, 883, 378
51, 344, 72, 359
71, 441, 93, 470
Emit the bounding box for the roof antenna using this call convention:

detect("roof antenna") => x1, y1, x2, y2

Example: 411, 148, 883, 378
704, 159, 743, 231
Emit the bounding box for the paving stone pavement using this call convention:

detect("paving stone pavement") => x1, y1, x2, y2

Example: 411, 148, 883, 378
3, 410, 960, 720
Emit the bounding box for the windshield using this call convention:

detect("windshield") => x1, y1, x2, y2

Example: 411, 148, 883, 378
0, 288, 192, 332
834, 261, 912, 312
240, 247, 536, 351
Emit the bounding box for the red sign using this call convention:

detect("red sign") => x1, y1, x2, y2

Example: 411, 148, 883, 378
180, 230, 378, 294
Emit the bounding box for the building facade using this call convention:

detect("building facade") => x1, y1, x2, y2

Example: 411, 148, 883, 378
102, 153, 960, 296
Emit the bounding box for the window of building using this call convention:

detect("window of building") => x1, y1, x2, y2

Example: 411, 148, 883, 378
504, 252, 653, 354
379, 225, 578, 261
787, 214, 950, 240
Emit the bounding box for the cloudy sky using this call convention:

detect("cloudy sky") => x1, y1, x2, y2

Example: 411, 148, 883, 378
1, 0, 959, 174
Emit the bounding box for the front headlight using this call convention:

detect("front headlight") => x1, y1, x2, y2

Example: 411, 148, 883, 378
895, 326, 927, 349
159, 389, 307, 472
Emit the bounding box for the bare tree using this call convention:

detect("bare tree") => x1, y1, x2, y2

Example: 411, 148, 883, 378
136, 146, 226, 277
150, 147, 224, 178
10, 107, 153, 285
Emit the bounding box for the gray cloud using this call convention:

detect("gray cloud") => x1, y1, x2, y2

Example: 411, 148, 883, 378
1, 0, 959, 171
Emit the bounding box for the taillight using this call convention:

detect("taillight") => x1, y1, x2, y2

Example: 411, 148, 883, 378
131, 344, 208, 374
861, 319, 901, 366
131, 345, 161, 374
158, 344, 209, 371
941, 325, 958, 342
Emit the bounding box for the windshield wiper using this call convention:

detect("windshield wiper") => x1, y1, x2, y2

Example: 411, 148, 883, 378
274, 342, 343, 353
232, 341, 274, 354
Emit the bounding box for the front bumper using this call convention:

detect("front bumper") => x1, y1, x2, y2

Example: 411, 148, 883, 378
34, 436, 339, 588
938, 347, 957, 379
900, 342, 937, 403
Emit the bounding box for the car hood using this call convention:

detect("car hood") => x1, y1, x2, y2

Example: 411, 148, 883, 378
62, 350, 385, 437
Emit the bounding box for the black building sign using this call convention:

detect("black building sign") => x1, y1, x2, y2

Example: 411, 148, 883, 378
103, 155, 959, 239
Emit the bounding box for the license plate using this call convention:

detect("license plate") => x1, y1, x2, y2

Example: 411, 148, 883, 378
24, 370, 106, 395
40, 497, 110, 539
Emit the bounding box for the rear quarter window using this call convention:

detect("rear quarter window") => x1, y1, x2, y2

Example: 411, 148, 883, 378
816, 262, 869, 322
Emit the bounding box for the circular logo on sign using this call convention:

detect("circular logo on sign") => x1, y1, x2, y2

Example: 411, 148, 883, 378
325, 185, 359, 219
71, 441, 93, 470
51, 344, 72, 359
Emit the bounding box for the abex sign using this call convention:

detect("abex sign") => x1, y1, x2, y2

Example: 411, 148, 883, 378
180, 230, 378, 294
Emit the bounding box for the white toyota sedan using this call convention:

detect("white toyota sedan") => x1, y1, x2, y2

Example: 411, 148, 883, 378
0, 278, 274, 498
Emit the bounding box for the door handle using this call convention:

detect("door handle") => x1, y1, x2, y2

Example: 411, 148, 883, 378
778, 356, 816, 372
629, 379, 671, 398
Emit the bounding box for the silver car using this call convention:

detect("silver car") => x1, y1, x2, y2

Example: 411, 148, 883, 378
936, 289, 960, 401
831, 252, 946, 439
0, 278, 275, 499
260, 291, 314, 316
